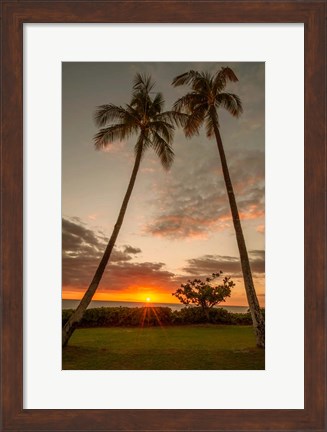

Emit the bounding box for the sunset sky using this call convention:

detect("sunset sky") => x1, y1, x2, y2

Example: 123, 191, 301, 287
62, 62, 265, 306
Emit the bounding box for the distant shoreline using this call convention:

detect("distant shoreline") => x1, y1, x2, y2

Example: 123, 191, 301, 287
62, 299, 251, 314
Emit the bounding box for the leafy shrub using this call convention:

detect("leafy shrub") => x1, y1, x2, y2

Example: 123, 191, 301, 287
172, 272, 235, 317
62, 306, 174, 328
62, 309, 73, 326
172, 307, 238, 325
62, 306, 264, 328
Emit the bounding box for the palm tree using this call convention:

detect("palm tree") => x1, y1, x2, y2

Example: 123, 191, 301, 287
172, 67, 265, 348
62, 74, 184, 347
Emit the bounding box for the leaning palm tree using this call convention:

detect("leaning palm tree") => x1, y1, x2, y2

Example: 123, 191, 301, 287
172, 67, 265, 348
62, 74, 184, 347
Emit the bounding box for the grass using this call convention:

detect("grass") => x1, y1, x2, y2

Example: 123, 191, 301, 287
62, 325, 265, 370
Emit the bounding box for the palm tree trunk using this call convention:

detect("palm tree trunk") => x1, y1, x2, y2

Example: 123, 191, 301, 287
62, 148, 143, 347
210, 109, 265, 348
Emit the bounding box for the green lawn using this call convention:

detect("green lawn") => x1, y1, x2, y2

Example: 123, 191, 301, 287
62, 325, 265, 370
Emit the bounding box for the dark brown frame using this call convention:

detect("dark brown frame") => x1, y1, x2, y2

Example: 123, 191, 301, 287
1, 1, 326, 431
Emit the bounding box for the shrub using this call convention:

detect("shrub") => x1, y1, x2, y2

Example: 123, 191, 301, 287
62, 306, 264, 328
62, 309, 73, 326
172, 272, 235, 320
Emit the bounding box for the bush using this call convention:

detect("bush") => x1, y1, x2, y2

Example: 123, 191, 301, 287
171, 307, 242, 325
62, 306, 174, 328
62, 309, 73, 326
62, 306, 264, 328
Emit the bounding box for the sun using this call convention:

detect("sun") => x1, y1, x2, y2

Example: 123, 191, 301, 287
146, 297, 151, 302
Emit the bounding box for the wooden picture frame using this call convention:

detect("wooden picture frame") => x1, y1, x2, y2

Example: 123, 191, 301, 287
1, 1, 325, 430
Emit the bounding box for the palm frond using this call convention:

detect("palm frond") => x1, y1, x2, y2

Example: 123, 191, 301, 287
93, 124, 135, 150
173, 93, 206, 113
133, 73, 155, 93
125, 103, 142, 121
172, 67, 242, 142
184, 71, 210, 94
172, 70, 201, 87
222, 67, 239, 82
149, 92, 164, 116
199, 71, 214, 93
155, 110, 189, 128
150, 132, 175, 170
130, 92, 150, 116
94, 104, 128, 127
149, 120, 174, 143
213, 67, 239, 93
183, 105, 207, 138
94, 72, 177, 172
216, 92, 243, 117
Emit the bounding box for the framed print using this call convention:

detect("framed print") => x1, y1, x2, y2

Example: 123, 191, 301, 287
1, 1, 325, 431
60, 59, 266, 371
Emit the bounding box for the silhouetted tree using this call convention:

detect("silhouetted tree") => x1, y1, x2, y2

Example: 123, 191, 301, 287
172, 67, 265, 347
62, 74, 185, 346
172, 271, 235, 321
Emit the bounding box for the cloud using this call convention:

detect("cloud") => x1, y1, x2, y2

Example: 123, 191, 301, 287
143, 145, 265, 239
63, 217, 102, 251
62, 217, 133, 262
62, 218, 265, 306
101, 261, 176, 292
248, 250, 265, 261
182, 250, 265, 277
62, 217, 178, 293
62, 218, 264, 303
123, 245, 141, 255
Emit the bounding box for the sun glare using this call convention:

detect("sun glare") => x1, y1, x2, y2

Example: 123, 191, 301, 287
146, 297, 151, 302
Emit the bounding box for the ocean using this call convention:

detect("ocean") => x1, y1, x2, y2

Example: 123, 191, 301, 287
62, 299, 249, 314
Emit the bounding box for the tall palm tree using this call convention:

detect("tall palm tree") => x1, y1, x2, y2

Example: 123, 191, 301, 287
172, 67, 265, 348
62, 74, 184, 347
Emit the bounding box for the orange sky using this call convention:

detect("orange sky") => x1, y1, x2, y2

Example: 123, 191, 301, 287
62, 274, 265, 307
62, 62, 265, 308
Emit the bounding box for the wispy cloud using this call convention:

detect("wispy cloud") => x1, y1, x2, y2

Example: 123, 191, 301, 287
62, 218, 264, 305
182, 250, 265, 278
143, 146, 264, 239
62, 217, 178, 294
